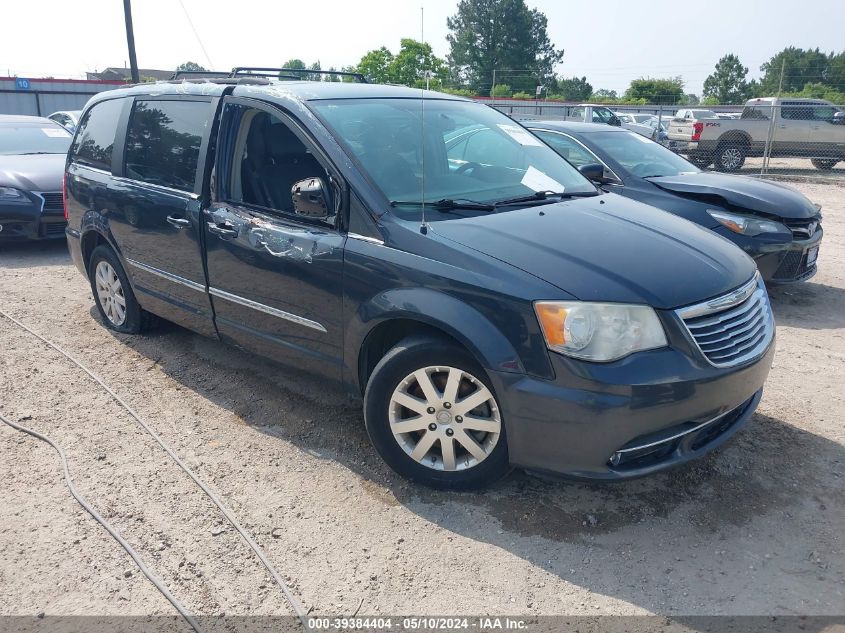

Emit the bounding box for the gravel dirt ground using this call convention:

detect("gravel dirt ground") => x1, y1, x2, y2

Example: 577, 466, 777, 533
1, 181, 844, 622
733, 157, 845, 183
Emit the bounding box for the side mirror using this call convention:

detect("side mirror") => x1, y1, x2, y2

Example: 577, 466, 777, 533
291, 177, 330, 219
833, 111, 845, 125
609, 115, 621, 127
578, 163, 606, 183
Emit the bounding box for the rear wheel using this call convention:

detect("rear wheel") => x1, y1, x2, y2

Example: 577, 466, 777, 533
715, 144, 746, 172
364, 337, 510, 489
88, 245, 146, 334
811, 158, 839, 171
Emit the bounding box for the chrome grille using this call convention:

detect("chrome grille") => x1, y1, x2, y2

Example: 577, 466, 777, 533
677, 274, 774, 368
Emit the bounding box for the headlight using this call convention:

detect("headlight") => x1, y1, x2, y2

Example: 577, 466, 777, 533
0, 186, 28, 203
707, 209, 787, 236
534, 301, 668, 362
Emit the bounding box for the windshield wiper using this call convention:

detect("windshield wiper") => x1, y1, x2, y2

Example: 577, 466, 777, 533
390, 190, 600, 214
390, 198, 495, 212
492, 190, 599, 206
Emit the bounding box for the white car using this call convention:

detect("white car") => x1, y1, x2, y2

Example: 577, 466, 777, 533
614, 112, 658, 139
47, 110, 82, 133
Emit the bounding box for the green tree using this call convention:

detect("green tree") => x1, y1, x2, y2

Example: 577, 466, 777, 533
826, 51, 845, 94
308, 61, 322, 81
552, 76, 592, 101
446, 0, 563, 94
784, 82, 845, 103
389, 39, 448, 87
355, 47, 394, 83
590, 88, 618, 102
625, 77, 685, 105
282, 59, 306, 70
703, 54, 751, 104
325, 66, 341, 82
491, 84, 512, 97
759, 47, 829, 94
175, 61, 207, 72
340, 65, 360, 83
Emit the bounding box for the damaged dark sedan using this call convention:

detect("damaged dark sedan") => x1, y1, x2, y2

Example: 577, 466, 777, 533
526, 122, 822, 283
0, 115, 72, 241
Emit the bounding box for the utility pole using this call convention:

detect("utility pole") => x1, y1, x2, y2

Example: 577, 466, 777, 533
123, 0, 140, 83
491, 69, 496, 99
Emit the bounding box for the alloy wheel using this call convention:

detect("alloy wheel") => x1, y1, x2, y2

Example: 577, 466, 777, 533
94, 261, 127, 326
388, 366, 501, 472
721, 148, 742, 170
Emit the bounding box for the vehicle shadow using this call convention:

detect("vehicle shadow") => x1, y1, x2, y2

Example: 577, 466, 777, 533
0, 239, 70, 269
104, 315, 845, 619
767, 280, 845, 330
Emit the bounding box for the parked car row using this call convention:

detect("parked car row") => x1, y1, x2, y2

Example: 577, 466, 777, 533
1, 74, 822, 490
525, 122, 822, 283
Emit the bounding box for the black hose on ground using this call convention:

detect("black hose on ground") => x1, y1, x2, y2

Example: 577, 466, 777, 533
0, 308, 308, 628
0, 411, 203, 633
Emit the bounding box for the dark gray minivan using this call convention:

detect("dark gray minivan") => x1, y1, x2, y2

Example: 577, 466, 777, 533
64, 74, 775, 488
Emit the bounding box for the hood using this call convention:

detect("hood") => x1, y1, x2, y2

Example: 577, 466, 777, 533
0, 154, 66, 192
648, 172, 818, 219
430, 193, 756, 310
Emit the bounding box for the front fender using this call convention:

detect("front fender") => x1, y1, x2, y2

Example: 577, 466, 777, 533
348, 287, 527, 392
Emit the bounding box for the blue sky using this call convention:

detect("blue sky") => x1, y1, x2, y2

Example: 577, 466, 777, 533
2, 0, 842, 96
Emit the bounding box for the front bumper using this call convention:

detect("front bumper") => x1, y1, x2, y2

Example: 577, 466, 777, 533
713, 225, 824, 283
489, 333, 774, 480
1, 204, 67, 241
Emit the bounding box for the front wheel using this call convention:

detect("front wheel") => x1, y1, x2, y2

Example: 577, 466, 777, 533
715, 144, 746, 172
811, 158, 839, 171
364, 337, 510, 489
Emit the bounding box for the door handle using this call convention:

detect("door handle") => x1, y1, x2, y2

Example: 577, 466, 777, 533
166, 214, 190, 229
208, 221, 239, 239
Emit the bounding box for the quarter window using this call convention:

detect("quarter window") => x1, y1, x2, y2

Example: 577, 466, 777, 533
124, 99, 210, 191
70, 98, 125, 171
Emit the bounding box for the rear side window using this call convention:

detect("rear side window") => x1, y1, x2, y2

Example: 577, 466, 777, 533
70, 98, 125, 171
124, 99, 210, 191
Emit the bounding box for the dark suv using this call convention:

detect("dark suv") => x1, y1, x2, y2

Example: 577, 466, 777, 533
64, 73, 775, 489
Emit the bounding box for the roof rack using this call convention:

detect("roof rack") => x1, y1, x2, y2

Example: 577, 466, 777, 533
170, 70, 231, 80
230, 67, 368, 83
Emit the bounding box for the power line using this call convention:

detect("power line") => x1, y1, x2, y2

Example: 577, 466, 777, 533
177, 0, 215, 69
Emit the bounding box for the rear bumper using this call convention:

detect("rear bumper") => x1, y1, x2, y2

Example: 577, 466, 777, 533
488, 336, 774, 481
668, 140, 698, 152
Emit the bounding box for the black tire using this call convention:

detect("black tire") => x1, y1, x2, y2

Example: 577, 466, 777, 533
811, 158, 838, 171
715, 143, 746, 172
689, 155, 712, 168
88, 245, 147, 334
364, 336, 511, 489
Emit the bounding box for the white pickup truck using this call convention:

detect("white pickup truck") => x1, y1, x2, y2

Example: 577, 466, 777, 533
668, 97, 845, 171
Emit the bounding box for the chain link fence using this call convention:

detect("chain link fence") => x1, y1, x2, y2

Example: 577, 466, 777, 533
487, 98, 845, 183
